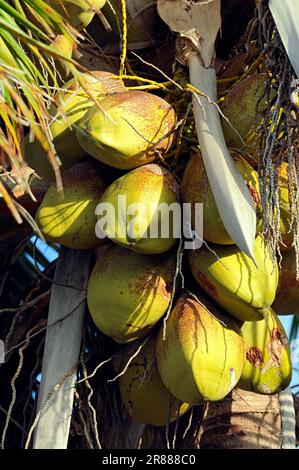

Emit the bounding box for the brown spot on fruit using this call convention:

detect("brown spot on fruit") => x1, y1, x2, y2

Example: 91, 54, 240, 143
197, 271, 218, 298
268, 328, 287, 367
246, 347, 263, 369
270, 328, 287, 344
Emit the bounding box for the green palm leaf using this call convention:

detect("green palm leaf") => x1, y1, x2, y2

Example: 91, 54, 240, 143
0, 0, 82, 226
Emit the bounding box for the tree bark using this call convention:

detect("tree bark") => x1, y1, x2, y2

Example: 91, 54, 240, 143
198, 388, 283, 449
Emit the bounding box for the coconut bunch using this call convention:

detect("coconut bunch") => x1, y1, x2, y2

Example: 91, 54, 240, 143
219, 2, 299, 262
23, 1, 297, 429
32, 86, 292, 428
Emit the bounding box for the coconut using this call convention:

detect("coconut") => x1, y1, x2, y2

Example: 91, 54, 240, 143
51, 1, 106, 29
97, 164, 180, 254
221, 74, 270, 149
35, 162, 105, 249
188, 235, 279, 322
76, 91, 176, 170
238, 308, 292, 394
87, 244, 176, 343
25, 71, 125, 180
156, 293, 245, 405
119, 336, 191, 426
181, 153, 261, 245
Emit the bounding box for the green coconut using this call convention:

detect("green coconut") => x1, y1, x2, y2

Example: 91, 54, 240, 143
97, 164, 180, 254
119, 336, 191, 426
272, 248, 299, 316
51, 1, 106, 29
87, 244, 176, 343
221, 74, 270, 149
25, 71, 125, 180
181, 153, 261, 244
76, 90, 176, 170
188, 235, 279, 322
238, 308, 292, 394
156, 293, 245, 405
35, 162, 105, 249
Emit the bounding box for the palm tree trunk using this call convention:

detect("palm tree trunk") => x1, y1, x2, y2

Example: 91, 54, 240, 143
198, 388, 296, 449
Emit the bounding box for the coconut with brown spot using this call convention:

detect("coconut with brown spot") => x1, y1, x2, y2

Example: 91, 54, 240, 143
76, 91, 176, 170
87, 245, 176, 343
119, 335, 191, 425
35, 162, 106, 249
188, 235, 279, 322
156, 293, 245, 405
181, 153, 261, 245
97, 164, 180, 254
238, 308, 292, 394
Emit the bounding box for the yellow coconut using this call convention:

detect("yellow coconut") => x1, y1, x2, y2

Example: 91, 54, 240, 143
87, 244, 176, 343
76, 91, 176, 170
119, 336, 191, 426
272, 248, 299, 315
35, 162, 105, 249
181, 153, 261, 244
97, 164, 180, 254
51, 1, 106, 29
238, 308, 292, 394
188, 235, 279, 322
156, 293, 245, 405
221, 74, 270, 149
25, 71, 125, 180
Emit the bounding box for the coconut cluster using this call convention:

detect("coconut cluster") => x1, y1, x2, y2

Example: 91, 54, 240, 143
28, 65, 294, 427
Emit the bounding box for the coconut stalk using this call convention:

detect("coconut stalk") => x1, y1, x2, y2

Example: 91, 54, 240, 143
32, 248, 91, 449
157, 0, 256, 259
269, 0, 299, 78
